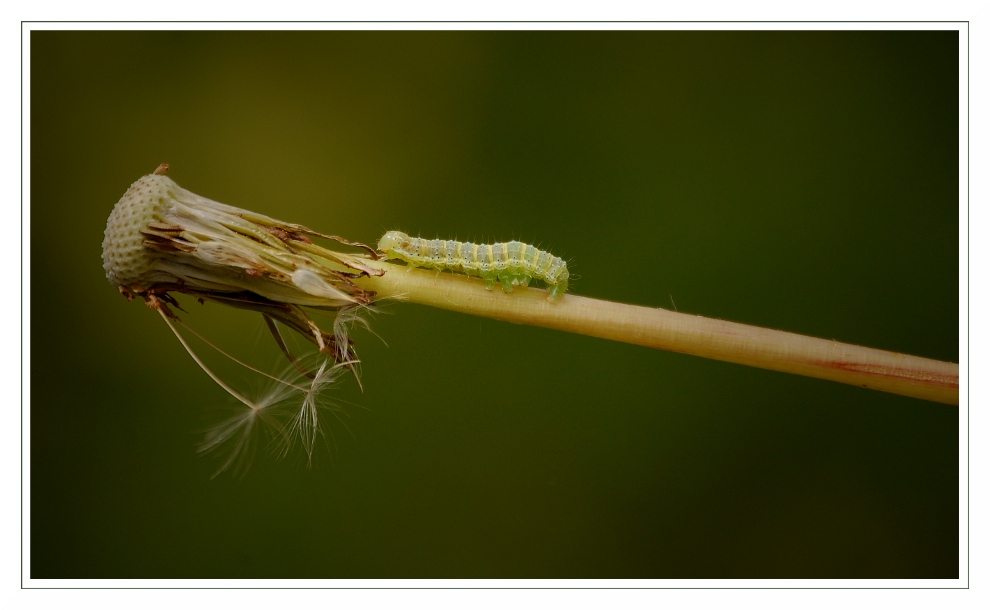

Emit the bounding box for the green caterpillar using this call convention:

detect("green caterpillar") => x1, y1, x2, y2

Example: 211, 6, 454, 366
377, 231, 570, 302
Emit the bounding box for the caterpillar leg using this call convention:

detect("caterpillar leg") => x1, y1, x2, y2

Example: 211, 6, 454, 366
498, 271, 534, 294
481, 270, 498, 290
547, 284, 565, 302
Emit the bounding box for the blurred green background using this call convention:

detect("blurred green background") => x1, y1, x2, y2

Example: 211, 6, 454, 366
30, 30, 959, 579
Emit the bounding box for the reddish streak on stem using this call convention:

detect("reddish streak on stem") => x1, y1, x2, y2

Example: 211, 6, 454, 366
822, 360, 959, 388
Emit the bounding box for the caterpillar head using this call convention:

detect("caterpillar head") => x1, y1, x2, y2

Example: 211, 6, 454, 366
378, 230, 408, 253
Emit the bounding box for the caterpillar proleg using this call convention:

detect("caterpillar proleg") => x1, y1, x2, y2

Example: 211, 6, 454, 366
377, 231, 570, 302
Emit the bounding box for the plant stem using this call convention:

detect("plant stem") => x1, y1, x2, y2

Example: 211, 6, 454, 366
354, 260, 958, 405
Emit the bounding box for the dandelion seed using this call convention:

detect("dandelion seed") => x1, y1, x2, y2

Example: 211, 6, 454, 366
197, 354, 352, 477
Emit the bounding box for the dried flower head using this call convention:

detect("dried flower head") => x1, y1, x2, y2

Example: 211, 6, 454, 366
102, 163, 382, 347
102, 164, 382, 471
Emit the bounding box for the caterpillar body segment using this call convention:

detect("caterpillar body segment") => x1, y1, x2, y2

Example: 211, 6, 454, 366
377, 231, 569, 301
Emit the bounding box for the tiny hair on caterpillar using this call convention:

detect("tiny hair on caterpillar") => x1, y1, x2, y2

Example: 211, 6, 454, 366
377, 231, 570, 302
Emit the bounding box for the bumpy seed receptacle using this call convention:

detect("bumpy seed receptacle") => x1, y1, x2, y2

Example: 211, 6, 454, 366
102, 172, 374, 310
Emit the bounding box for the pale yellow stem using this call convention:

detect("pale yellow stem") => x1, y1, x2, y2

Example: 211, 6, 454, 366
354, 260, 959, 405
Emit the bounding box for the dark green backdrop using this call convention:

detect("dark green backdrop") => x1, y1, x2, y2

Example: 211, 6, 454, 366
30, 30, 959, 579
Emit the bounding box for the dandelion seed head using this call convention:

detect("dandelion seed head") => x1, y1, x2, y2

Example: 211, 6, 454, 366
101, 171, 374, 309
104, 168, 382, 473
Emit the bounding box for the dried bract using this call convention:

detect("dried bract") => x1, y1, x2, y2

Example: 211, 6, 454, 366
102, 165, 381, 361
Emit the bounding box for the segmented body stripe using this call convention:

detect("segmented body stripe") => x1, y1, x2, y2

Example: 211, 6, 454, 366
376, 231, 570, 302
